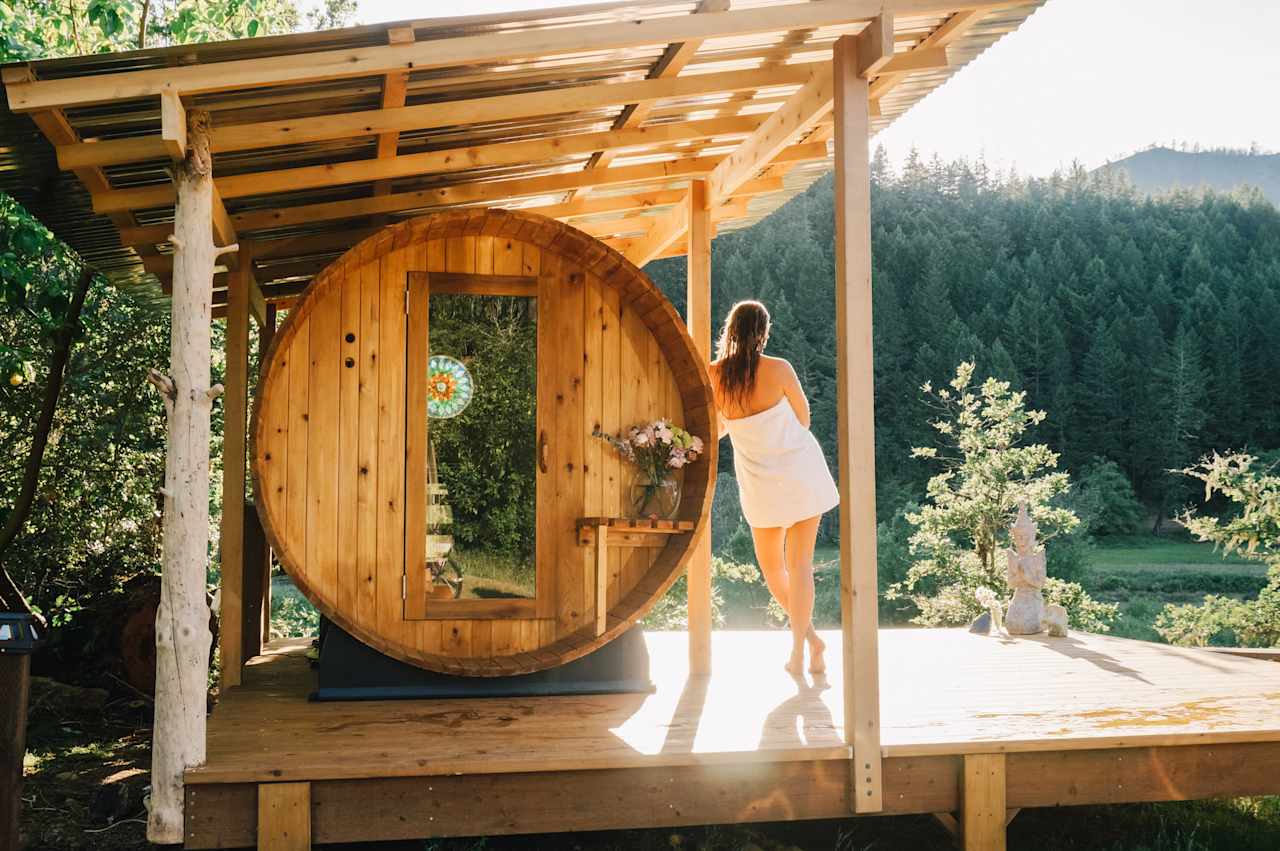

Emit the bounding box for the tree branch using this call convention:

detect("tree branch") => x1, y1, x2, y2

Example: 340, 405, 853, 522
0, 266, 95, 616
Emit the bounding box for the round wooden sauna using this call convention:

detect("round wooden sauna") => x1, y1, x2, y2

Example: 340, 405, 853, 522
252, 208, 715, 675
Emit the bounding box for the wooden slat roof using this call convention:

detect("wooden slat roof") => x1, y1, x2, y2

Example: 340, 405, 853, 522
0, 0, 1043, 308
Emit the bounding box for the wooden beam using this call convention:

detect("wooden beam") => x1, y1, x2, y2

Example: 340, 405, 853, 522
218, 251, 253, 690
870, 9, 985, 106
147, 107, 219, 844
706, 62, 834, 205
373, 26, 416, 198
832, 33, 883, 815
159, 90, 187, 161
962, 754, 1007, 851
7, 1, 1016, 111
574, 0, 729, 199
91, 114, 769, 211
686, 179, 713, 676
85, 62, 814, 170
257, 782, 311, 851
231, 156, 720, 232
622, 190, 690, 267
855, 14, 895, 78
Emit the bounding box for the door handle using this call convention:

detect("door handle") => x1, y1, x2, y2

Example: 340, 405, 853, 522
538, 429, 548, 474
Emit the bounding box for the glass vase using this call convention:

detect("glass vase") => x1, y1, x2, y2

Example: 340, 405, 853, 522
629, 472, 681, 521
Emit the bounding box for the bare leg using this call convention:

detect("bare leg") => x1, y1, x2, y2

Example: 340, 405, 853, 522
785, 516, 824, 673
750, 524, 822, 667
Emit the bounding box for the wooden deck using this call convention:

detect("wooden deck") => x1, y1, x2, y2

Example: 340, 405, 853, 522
185, 629, 1280, 848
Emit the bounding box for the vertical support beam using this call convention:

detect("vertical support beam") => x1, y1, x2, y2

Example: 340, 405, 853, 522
257, 782, 311, 851
686, 180, 713, 675
259, 305, 278, 645
242, 504, 268, 661
832, 33, 883, 814
218, 247, 253, 688
962, 754, 1007, 851
147, 109, 223, 844
594, 523, 609, 637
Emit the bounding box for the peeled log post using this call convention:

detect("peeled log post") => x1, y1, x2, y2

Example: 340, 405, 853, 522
147, 109, 227, 844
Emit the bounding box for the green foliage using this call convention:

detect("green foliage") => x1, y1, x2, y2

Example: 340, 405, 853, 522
1071, 458, 1148, 537
641, 557, 776, 630
429, 296, 538, 559
0, 0, 356, 61
1156, 453, 1280, 647
648, 154, 1280, 537
887, 362, 1116, 630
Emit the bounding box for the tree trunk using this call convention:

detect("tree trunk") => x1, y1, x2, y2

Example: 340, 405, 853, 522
147, 109, 225, 845
0, 265, 94, 616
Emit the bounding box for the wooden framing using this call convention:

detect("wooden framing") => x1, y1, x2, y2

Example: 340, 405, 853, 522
833, 33, 884, 814
0, 3, 1058, 848
7, 1, 1020, 112
685, 180, 713, 676
182, 630, 1280, 849
218, 248, 253, 689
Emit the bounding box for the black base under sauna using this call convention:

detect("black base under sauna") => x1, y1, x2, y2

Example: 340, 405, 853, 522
312, 618, 655, 701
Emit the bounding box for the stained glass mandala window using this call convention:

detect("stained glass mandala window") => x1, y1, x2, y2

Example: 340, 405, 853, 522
427, 355, 474, 419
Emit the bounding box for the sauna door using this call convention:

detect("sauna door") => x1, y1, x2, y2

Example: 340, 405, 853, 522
403, 271, 543, 620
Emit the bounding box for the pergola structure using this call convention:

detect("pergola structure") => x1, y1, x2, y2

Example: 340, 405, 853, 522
7, 2, 1280, 850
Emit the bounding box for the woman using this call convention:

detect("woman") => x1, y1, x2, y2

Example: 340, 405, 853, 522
710, 300, 839, 675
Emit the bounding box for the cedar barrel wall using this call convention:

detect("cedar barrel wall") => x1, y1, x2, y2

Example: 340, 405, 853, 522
252, 209, 716, 675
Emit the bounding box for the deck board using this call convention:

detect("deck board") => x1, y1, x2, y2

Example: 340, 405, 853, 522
189, 629, 1280, 785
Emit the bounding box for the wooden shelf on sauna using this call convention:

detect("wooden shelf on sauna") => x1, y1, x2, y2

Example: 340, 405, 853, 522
577, 517, 695, 637
576, 517, 694, 547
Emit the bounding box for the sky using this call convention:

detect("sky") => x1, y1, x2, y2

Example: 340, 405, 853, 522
331, 0, 1280, 176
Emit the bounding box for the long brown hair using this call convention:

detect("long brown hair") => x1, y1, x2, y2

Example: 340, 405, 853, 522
714, 300, 771, 408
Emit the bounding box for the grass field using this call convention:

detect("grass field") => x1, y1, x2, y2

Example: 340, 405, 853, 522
1084, 536, 1267, 643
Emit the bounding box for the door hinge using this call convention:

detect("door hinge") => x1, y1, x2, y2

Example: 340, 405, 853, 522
401, 574, 407, 599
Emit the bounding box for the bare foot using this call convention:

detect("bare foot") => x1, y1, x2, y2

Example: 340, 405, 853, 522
808, 637, 827, 674
785, 652, 806, 677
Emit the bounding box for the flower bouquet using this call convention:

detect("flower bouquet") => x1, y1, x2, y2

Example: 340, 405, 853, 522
593, 419, 705, 520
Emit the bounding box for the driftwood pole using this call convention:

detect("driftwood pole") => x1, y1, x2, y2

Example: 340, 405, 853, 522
147, 109, 231, 844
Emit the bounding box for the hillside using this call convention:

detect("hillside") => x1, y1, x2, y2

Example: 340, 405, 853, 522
1098, 147, 1280, 205
646, 155, 1280, 540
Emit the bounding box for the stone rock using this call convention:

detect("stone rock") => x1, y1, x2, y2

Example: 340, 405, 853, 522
968, 612, 993, 635
1044, 604, 1068, 637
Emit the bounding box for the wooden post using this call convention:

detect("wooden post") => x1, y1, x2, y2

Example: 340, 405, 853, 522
962, 754, 1007, 851
219, 247, 252, 688
832, 33, 883, 814
257, 782, 311, 850
0, 654, 30, 851
259, 305, 278, 644
147, 108, 231, 844
686, 179, 713, 675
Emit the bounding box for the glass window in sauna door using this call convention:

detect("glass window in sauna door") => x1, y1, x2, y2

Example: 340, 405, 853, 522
417, 293, 538, 603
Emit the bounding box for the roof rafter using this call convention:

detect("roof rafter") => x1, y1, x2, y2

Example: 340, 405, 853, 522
571, 0, 729, 201
90, 113, 776, 212
6, 0, 1021, 112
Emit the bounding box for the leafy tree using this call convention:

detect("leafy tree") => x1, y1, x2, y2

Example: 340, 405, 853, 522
0, 0, 357, 60
1070, 458, 1146, 538
887, 362, 1116, 631
1156, 453, 1280, 647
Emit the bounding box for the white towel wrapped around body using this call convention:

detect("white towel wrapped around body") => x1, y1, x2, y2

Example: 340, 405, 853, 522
723, 397, 840, 529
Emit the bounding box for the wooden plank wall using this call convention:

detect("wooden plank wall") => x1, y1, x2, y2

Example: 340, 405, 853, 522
255, 226, 686, 664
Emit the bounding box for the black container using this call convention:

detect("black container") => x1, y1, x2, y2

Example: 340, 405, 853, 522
1, 613, 46, 850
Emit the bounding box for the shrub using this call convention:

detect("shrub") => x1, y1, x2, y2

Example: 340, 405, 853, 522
887, 363, 1117, 630
1156, 451, 1280, 648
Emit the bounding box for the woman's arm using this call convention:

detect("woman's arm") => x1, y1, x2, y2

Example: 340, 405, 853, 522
779, 360, 811, 429
708, 362, 729, 439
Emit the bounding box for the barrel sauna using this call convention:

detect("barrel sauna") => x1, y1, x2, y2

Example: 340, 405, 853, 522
252, 209, 716, 675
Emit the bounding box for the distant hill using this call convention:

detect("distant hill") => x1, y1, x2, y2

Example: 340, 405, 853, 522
1097, 147, 1280, 205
